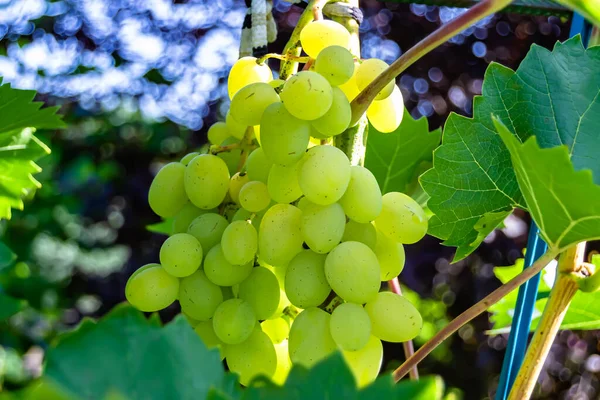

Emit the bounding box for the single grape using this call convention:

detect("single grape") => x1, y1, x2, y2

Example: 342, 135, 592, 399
207, 121, 230, 145
217, 137, 242, 175
159, 233, 203, 277
181, 152, 200, 166
267, 162, 303, 204
172, 203, 209, 234
273, 340, 292, 385
204, 244, 253, 286
125, 264, 179, 312
261, 318, 290, 344
225, 326, 277, 386
355, 58, 394, 100
184, 154, 230, 209
374, 229, 405, 281
238, 267, 280, 320
225, 111, 247, 140
221, 220, 258, 265
338, 63, 360, 101
229, 172, 250, 204
342, 220, 377, 250
280, 71, 333, 121
301, 200, 345, 254
338, 166, 382, 223
299, 20, 351, 58
364, 291, 422, 342
330, 303, 371, 351
367, 85, 404, 133
285, 250, 330, 308
148, 162, 188, 218
260, 102, 310, 166
194, 320, 225, 360
314, 45, 355, 86
179, 270, 223, 321
227, 56, 273, 99
374, 192, 428, 244
231, 82, 280, 126
258, 204, 304, 266
246, 147, 273, 183
288, 307, 336, 368
342, 335, 383, 387
213, 298, 256, 345
311, 87, 351, 137
298, 145, 351, 205
324, 241, 380, 304
239, 181, 270, 213
187, 213, 229, 254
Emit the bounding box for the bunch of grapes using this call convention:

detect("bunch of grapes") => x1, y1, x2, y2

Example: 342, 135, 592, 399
126, 19, 424, 387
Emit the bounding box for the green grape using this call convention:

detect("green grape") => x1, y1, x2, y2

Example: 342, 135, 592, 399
261, 318, 290, 344
184, 154, 230, 209
259, 204, 303, 266
342, 335, 383, 387
194, 320, 225, 360
229, 172, 250, 204
288, 307, 336, 368
225, 326, 277, 386
342, 220, 377, 250
221, 220, 258, 265
374, 229, 405, 281
227, 56, 273, 99
299, 20, 351, 59
232, 206, 267, 230
246, 147, 273, 183
338, 166, 382, 223
217, 137, 242, 175
314, 45, 355, 86
260, 260, 287, 287
179, 270, 223, 321
207, 121, 230, 145
126, 264, 179, 312
268, 78, 285, 90
259, 102, 310, 166
226, 111, 247, 140
311, 87, 351, 137
330, 303, 371, 351
213, 298, 256, 345
367, 85, 404, 133
298, 145, 351, 205
267, 162, 302, 204
238, 267, 280, 320
187, 213, 228, 254
148, 162, 188, 218
301, 200, 345, 254
280, 71, 333, 121
285, 250, 330, 308
364, 291, 422, 342
181, 152, 200, 166
273, 340, 292, 385
230, 82, 280, 126
204, 245, 253, 286
172, 203, 208, 234
324, 241, 380, 304
355, 58, 394, 100
338, 63, 360, 101
239, 181, 270, 213
159, 233, 203, 277
309, 125, 329, 140
374, 192, 428, 244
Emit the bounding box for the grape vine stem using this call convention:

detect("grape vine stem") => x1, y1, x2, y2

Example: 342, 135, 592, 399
349, 0, 513, 124
388, 277, 419, 380
257, 53, 310, 65
392, 248, 559, 382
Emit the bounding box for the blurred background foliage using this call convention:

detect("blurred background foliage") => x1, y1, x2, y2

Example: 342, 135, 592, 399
0, 0, 598, 399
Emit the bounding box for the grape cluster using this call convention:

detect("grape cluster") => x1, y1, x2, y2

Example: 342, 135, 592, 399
126, 19, 424, 387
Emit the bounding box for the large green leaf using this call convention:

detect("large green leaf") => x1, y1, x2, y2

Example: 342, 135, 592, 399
420, 36, 600, 260
365, 110, 441, 197
0, 81, 64, 220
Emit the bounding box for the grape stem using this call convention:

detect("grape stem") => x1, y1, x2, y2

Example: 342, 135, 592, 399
210, 143, 240, 154
349, 0, 513, 124
508, 242, 586, 399
388, 277, 419, 381
256, 53, 310, 65
236, 126, 255, 172
392, 248, 559, 381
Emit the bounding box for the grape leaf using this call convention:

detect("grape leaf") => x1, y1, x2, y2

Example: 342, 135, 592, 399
146, 219, 172, 235
0, 292, 26, 321
0, 240, 16, 270
0, 81, 64, 220
420, 36, 600, 261
365, 110, 441, 197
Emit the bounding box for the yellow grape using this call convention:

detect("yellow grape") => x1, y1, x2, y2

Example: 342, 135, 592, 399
300, 20, 351, 58
367, 85, 405, 133
356, 58, 394, 100
227, 56, 273, 99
